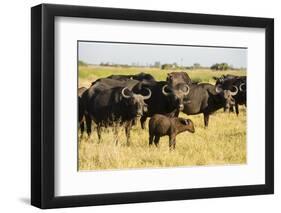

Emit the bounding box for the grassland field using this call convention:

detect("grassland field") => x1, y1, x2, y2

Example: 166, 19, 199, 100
78, 66, 246, 171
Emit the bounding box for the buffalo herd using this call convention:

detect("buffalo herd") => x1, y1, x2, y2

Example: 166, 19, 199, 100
79, 72, 246, 148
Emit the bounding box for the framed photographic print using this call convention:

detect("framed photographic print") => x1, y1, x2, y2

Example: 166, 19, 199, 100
31, 3, 274, 209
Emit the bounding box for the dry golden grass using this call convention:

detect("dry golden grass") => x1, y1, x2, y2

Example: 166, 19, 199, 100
78, 66, 246, 171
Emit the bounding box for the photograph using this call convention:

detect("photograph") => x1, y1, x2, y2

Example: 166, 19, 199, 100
77, 41, 247, 171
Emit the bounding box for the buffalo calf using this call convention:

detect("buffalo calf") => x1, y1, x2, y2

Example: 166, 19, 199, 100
149, 114, 195, 150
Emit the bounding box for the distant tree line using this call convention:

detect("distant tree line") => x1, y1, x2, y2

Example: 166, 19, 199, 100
210, 63, 232, 71
100, 62, 137, 68
86, 61, 246, 71
79, 60, 88, 66
161, 63, 212, 70
99, 61, 162, 68
161, 62, 244, 71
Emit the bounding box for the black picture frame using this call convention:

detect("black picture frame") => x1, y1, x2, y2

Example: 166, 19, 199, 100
31, 3, 274, 209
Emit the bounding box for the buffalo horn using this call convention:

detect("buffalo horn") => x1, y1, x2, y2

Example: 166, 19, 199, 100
239, 83, 246, 91
162, 85, 171, 96
215, 85, 223, 93
142, 88, 152, 100
121, 87, 131, 99
230, 85, 239, 96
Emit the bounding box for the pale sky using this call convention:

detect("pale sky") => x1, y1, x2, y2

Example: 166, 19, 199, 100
78, 41, 247, 68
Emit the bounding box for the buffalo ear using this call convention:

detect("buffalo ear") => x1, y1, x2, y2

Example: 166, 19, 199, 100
179, 118, 188, 125
184, 119, 189, 125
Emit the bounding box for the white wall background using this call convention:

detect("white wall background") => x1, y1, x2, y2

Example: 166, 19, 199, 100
0, 0, 279, 212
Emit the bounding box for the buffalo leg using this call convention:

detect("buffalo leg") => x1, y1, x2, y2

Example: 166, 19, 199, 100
125, 121, 132, 146
140, 116, 147, 129
149, 134, 154, 146
169, 135, 176, 150
235, 103, 239, 116
203, 113, 209, 127
154, 136, 160, 147
79, 120, 85, 139
85, 115, 92, 137
97, 125, 102, 143
131, 118, 137, 126
113, 123, 120, 145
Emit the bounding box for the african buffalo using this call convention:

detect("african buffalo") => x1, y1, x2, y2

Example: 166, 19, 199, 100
149, 114, 195, 150
166, 72, 238, 127
166, 72, 192, 86
79, 78, 140, 138
214, 74, 246, 115
82, 81, 151, 145
139, 81, 190, 129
